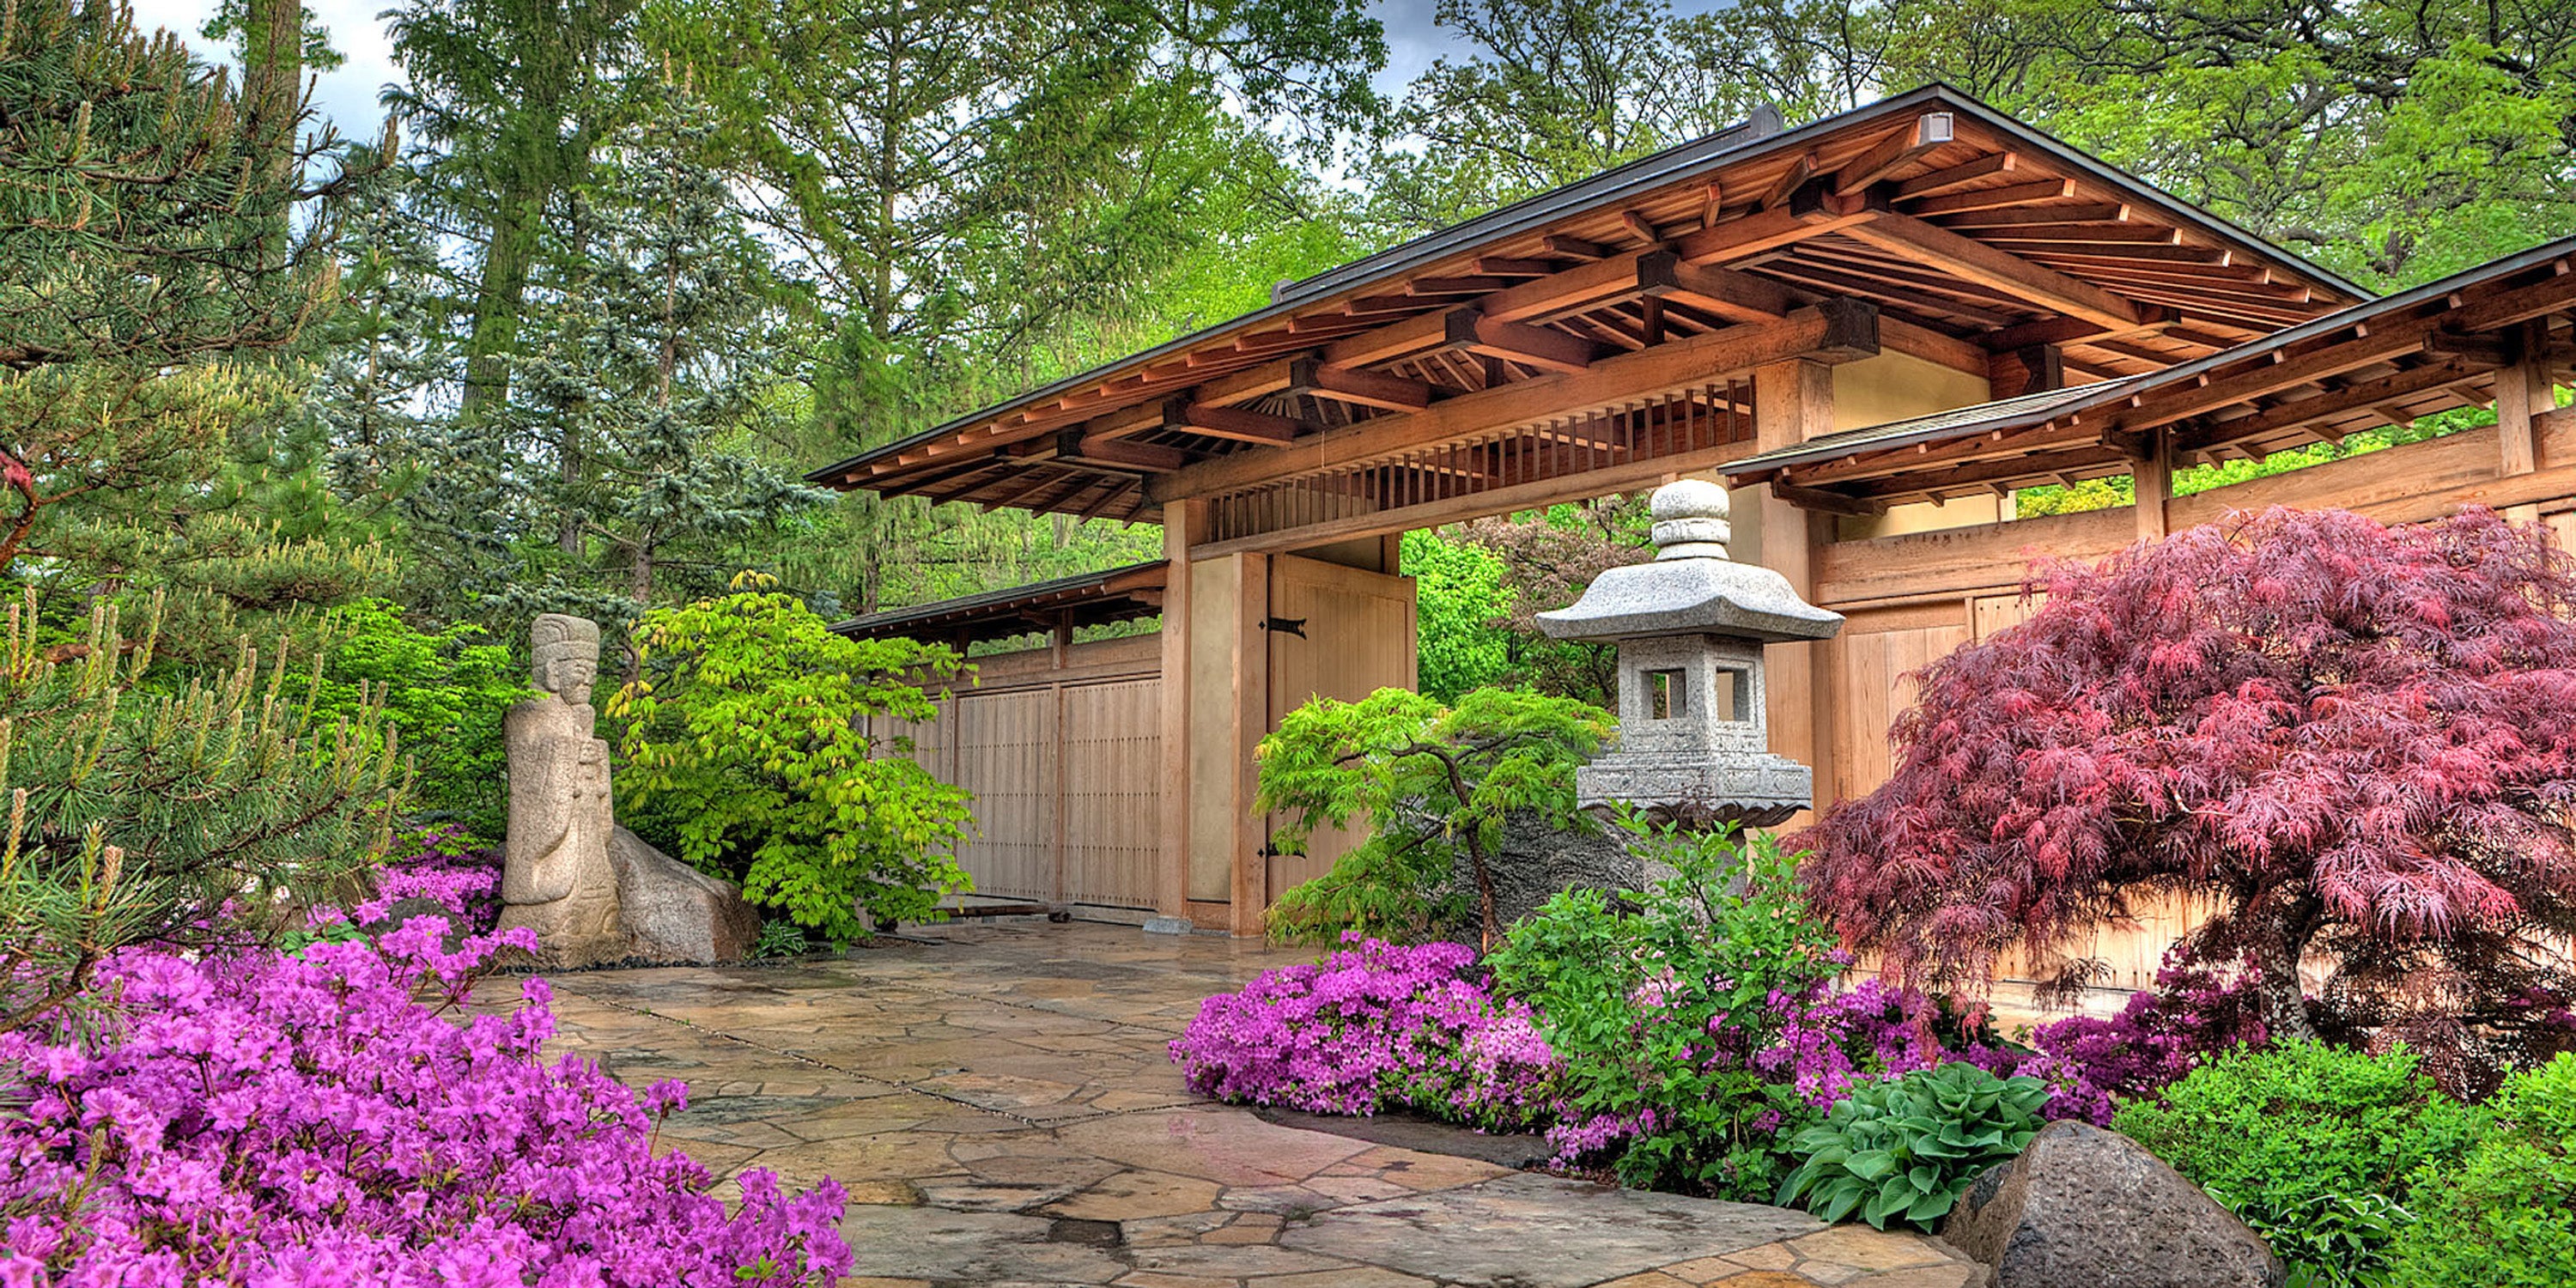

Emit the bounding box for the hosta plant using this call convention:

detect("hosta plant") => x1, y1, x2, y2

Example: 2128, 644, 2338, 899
1776, 1062, 2049, 1230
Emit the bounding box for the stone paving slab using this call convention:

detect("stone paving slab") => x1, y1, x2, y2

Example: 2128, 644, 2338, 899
515, 920, 1984, 1288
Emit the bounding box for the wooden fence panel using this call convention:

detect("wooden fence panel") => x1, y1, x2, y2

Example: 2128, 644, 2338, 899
865, 640, 1163, 912
950, 689, 1060, 901
1060, 677, 1163, 908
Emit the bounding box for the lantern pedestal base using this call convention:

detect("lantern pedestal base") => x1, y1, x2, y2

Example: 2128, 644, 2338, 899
1575, 753, 1815, 829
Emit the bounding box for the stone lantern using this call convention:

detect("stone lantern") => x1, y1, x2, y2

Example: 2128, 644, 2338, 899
1535, 479, 1844, 825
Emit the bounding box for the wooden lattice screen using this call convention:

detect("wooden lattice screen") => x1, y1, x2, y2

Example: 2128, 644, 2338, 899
1203, 380, 1753, 544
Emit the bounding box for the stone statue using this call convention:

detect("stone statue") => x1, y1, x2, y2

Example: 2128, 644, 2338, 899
498, 614, 627, 965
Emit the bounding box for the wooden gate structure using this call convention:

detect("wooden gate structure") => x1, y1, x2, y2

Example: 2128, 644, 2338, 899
817, 86, 2576, 978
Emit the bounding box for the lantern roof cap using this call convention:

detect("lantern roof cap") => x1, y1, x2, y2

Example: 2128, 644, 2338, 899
1537, 481, 1844, 644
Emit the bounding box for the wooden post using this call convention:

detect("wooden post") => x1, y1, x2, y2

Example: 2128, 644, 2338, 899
1751, 359, 1836, 815
2497, 319, 2553, 477
1230, 554, 1271, 937
2131, 427, 2171, 544
1155, 501, 1200, 919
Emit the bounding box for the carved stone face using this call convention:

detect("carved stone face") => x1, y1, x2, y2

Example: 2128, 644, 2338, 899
545, 654, 598, 706
531, 613, 603, 706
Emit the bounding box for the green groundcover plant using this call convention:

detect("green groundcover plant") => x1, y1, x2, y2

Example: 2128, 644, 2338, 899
2389, 1053, 2576, 1286
1775, 1062, 2048, 1230
2116, 1040, 2481, 1286
1485, 820, 1844, 1200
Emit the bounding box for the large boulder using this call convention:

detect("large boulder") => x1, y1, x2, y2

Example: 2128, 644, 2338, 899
609, 827, 761, 964
1452, 809, 1642, 929
1944, 1120, 2283, 1288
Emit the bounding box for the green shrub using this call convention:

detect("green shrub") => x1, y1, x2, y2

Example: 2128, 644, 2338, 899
610, 573, 975, 945
1258, 686, 1609, 947
2388, 1053, 2576, 1287
0, 592, 404, 1025
311, 598, 526, 840
1485, 821, 1838, 1200
2115, 1041, 2480, 1286
1775, 1062, 2048, 1230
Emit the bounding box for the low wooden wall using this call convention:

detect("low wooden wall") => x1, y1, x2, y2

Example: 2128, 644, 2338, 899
873, 635, 1164, 910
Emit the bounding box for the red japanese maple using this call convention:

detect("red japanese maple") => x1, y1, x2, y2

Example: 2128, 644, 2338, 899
1800, 507, 2576, 1079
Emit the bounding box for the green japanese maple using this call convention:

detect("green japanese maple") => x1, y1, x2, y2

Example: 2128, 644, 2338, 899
1258, 686, 1612, 947
609, 573, 974, 944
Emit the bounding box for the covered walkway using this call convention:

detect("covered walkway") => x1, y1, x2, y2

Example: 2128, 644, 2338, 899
530, 920, 1980, 1288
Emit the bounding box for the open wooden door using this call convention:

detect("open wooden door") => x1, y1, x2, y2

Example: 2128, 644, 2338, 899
1263, 553, 1417, 902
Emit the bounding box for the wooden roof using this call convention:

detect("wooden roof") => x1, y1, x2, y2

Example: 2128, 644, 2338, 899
1723, 237, 2576, 508
829, 560, 1168, 645
808, 85, 2366, 526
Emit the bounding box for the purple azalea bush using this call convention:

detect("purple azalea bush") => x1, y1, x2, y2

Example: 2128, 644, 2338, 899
0, 919, 852, 1287
359, 827, 507, 935
1170, 936, 1562, 1127
1755, 978, 2009, 1109
2009, 951, 2271, 1124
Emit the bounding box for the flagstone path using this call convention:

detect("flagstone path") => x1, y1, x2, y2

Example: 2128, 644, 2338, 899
530, 920, 1985, 1288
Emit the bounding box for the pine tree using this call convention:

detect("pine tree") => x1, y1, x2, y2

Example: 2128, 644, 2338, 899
399, 83, 817, 636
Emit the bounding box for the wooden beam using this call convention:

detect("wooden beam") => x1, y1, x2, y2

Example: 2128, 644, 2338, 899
2174, 359, 2482, 452
1675, 187, 1885, 264
1622, 210, 1664, 246
1286, 357, 1433, 411
1840, 212, 2145, 330
1770, 479, 1887, 516
2448, 258, 2576, 332
1901, 177, 2078, 216
1150, 301, 1880, 504
1934, 203, 2129, 228
1445, 309, 1600, 374
1974, 223, 2183, 246
1473, 257, 1557, 276
1175, 403, 1312, 445
2497, 319, 2553, 476
1831, 111, 1954, 195
1881, 318, 1994, 380
1758, 152, 1817, 211
1065, 433, 1190, 472
1319, 252, 1654, 368
1637, 249, 1793, 323
1542, 234, 1611, 261
2114, 326, 2443, 432
2424, 327, 2510, 365
1893, 150, 2016, 199
878, 450, 1009, 497
2129, 426, 2170, 543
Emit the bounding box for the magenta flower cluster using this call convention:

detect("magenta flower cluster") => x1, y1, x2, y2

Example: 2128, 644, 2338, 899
0, 920, 852, 1287
1170, 936, 1562, 1127
354, 827, 506, 933
1753, 978, 1971, 1108
2009, 952, 2271, 1124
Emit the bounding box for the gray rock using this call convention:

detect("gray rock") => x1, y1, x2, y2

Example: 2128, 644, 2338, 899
1944, 1120, 2284, 1288
1456, 809, 1642, 929
609, 826, 760, 964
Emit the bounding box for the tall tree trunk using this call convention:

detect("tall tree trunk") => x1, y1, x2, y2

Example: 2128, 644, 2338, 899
459, 174, 549, 420
238, 0, 301, 262
2242, 889, 2323, 1042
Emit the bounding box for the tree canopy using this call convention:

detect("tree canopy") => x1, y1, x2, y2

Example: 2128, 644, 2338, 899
1800, 508, 2576, 1081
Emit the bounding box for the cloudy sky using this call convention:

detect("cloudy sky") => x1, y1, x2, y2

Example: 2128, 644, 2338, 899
126, 1, 1727, 143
